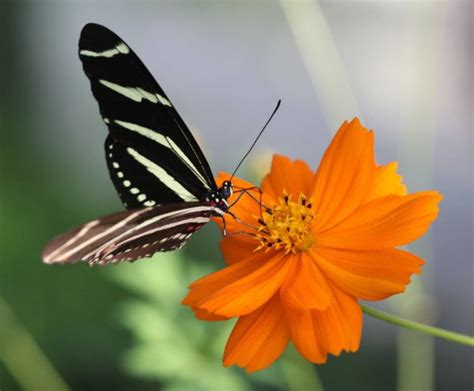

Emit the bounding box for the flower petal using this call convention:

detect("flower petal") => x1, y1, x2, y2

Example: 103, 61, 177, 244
312, 118, 377, 232
366, 162, 407, 201
288, 286, 362, 363
285, 310, 326, 363
186, 252, 291, 317
223, 295, 290, 372
280, 252, 332, 310
317, 191, 443, 250
261, 155, 315, 201
312, 247, 423, 300
193, 308, 230, 321
220, 235, 258, 265
182, 251, 269, 308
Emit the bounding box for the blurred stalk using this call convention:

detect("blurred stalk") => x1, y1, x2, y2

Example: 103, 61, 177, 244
280, 345, 324, 391
280, 0, 361, 131
362, 305, 473, 346
0, 297, 69, 391
395, 3, 445, 391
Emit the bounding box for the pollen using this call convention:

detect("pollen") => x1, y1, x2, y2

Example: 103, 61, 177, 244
256, 192, 315, 254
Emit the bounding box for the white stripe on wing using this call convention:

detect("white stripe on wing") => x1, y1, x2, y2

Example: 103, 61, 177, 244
43, 219, 100, 264
98, 80, 172, 106
79, 42, 130, 58
126, 147, 199, 202
55, 209, 150, 262
86, 205, 215, 260
108, 216, 210, 252
114, 120, 209, 188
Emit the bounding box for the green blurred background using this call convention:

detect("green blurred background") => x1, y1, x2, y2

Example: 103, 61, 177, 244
0, 1, 472, 390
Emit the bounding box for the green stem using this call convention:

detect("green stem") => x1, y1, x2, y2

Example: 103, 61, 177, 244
362, 304, 474, 347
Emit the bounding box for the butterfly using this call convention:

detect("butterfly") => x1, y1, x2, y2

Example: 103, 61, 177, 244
42, 23, 236, 266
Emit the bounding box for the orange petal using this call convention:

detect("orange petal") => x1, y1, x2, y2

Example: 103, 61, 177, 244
193, 308, 230, 321
220, 235, 259, 265
197, 254, 291, 317
288, 286, 362, 363
280, 253, 332, 310
317, 191, 443, 250
366, 162, 407, 201
223, 295, 290, 372
285, 310, 326, 363
312, 247, 423, 300
182, 251, 269, 308
261, 155, 315, 201
195, 253, 292, 317
312, 118, 378, 232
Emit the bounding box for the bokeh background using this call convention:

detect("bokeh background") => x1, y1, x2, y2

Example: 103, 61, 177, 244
0, 1, 472, 390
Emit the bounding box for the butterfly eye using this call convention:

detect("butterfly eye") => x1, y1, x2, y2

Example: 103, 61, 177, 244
220, 181, 233, 198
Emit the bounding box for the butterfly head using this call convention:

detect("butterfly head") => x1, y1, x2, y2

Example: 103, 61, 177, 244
220, 180, 233, 199
205, 181, 233, 213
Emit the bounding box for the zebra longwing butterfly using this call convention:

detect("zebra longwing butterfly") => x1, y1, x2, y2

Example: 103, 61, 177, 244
42, 23, 236, 266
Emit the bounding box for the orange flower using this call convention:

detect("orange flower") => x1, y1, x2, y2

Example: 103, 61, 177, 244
182, 118, 442, 372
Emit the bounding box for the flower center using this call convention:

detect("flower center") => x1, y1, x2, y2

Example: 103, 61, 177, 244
256, 192, 315, 254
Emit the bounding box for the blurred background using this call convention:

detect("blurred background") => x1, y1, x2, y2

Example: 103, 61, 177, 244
0, 1, 472, 390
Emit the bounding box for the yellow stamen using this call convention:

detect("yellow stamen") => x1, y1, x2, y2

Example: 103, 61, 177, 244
255, 192, 315, 254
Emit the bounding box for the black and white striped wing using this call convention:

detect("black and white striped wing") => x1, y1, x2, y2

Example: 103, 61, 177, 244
42, 203, 219, 266
79, 23, 216, 209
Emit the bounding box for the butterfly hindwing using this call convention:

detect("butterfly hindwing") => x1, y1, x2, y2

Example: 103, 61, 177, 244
42, 203, 218, 266
79, 23, 215, 208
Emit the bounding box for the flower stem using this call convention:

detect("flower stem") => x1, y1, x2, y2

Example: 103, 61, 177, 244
361, 305, 474, 347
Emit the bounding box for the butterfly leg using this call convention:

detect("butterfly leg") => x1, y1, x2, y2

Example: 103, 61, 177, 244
221, 215, 228, 236
229, 190, 245, 208
232, 186, 270, 222
225, 210, 259, 232
225, 230, 258, 239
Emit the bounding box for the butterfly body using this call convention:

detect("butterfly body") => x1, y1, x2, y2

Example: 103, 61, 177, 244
42, 24, 233, 266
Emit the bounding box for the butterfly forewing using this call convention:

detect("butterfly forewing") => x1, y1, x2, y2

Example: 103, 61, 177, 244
43, 203, 220, 266
105, 135, 202, 208
79, 23, 215, 209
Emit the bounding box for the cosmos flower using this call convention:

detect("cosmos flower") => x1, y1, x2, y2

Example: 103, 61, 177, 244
182, 118, 442, 372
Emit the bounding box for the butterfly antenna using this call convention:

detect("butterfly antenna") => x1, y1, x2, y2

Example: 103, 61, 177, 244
230, 99, 281, 181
